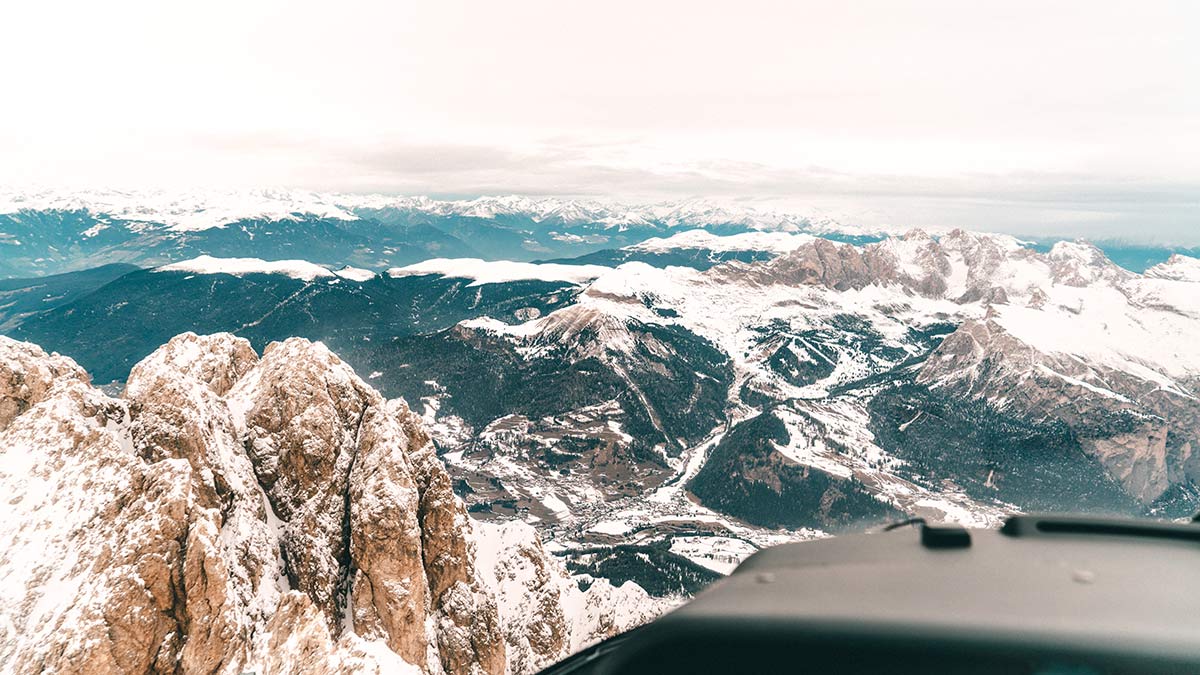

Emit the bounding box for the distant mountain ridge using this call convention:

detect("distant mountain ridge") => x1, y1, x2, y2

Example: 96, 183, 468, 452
0, 189, 858, 233
0, 189, 872, 279
3, 190, 1195, 281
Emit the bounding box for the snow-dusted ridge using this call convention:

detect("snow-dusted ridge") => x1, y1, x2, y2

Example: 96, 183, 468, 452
628, 228, 817, 253
0, 187, 876, 235
157, 255, 338, 281
0, 188, 360, 232
388, 258, 611, 286
1146, 254, 1200, 283
333, 265, 377, 281
154, 256, 382, 282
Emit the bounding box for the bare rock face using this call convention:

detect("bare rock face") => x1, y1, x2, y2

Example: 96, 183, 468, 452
720, 228, 1026, 300
0, 333, 658, 675
725, 228, 1139, 309
394, 409, 506, 675
230, 338, 377, 628
347, 404, 428, 666
124, 332, 281, 674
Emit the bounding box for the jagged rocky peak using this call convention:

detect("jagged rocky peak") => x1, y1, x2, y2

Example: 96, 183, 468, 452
716, 228, 1136, 305
720, 227, 962, 294
0, 336, 191, 675
873, 229, 1047, 301
127, 331, 260, 397
722, 236, 897, 291
0, 333, 657, 675
227, 337, 397, 638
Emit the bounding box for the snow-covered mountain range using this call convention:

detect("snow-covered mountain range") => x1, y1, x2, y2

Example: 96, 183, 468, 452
3, 188, 1193, 280
415, 231, 1200, 541
0, 189, 858, 234
3, 190, 1200, 673
0, 189, 887, 280
5, 226, 1199, 560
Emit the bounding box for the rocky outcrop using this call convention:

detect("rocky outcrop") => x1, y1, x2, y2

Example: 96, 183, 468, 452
124, 332, 283, 673
0, 348, 191, 675
346, 402, 430, 667
0, 333, 659, 675
0, 336, 90, 429
1045, 241, 1132, 287
720, 228, 1136, 307
722, 237, 898, 291
231, 339, 379, 633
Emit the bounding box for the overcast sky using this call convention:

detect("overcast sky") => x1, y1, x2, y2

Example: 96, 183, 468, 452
3, 0, 1199, 242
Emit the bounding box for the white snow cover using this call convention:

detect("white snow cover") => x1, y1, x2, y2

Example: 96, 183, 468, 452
628, 228, 816, 253
668, 536, 759, 575
588, 519, 634, 536
0, 187, 884, 235
388, 258, 609, 286
0, 188, 360, 232
334, 266, 377, 281
157, 255, 336, 281
992, 283, 1200, 389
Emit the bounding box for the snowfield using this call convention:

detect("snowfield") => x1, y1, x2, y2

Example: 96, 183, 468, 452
158, 255, 337, 281
388, 258, 610, 286
629, 228, 817, 253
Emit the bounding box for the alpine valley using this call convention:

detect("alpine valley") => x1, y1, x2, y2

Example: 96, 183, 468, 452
3, 190, 1200, 674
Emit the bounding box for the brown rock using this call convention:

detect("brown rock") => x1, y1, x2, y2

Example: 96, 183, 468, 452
348, 405, 428, 665
2, 333, 655, 675
0, 338, 89, 430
